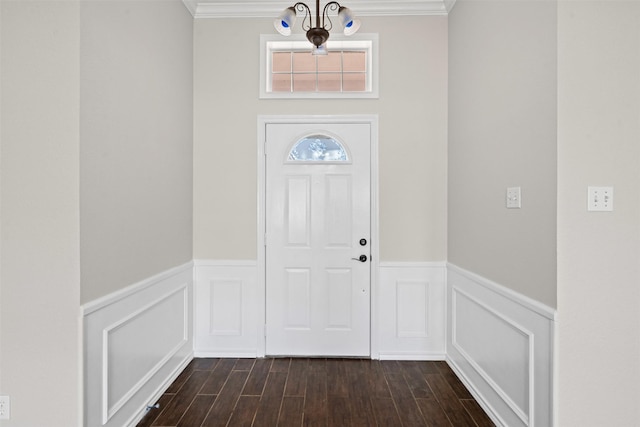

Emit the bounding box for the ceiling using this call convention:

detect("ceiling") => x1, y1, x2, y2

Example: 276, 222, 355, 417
182, 0, 456, 18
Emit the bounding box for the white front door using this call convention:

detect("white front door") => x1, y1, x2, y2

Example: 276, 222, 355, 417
265, 122, 371, 356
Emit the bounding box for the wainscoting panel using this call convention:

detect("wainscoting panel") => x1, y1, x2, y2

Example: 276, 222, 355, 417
447, 263, 556, 427
83, 262, 194, 427
194, 260, 259, 357
377, 262, 446, 360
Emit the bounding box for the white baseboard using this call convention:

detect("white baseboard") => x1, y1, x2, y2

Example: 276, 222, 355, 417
377, 262, 447, 360
82, 262, 194, 427
447, 263, 555, 427
378, 352, 445, 361
125, 354, 192, 427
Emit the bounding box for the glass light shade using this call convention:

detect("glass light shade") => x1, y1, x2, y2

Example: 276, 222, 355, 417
338, 7, 360, 36
274, 7, 296, 36
343, 19, 361, 36
312, 43, 328, 56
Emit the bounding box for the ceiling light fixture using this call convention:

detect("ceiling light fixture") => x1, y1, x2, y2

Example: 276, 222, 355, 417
274, 1, 361, 49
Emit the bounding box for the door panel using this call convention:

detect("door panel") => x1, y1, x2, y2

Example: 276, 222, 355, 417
265, 122, 371, 356
285, 176, 310, 246
325, 175, 352, 246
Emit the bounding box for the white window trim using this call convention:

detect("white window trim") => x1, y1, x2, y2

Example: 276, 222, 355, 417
260, 33, 379, 99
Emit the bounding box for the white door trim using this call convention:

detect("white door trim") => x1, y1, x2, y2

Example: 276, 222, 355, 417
257, 114, 380, 358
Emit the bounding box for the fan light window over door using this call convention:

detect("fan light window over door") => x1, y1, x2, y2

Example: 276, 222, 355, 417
288, 134, 349, 162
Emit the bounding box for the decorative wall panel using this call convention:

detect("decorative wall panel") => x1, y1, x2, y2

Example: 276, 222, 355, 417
396, 280, 429, 337
447, 263, 555, 427
210, 279, 243, 335
83, 263, 193, 427
377, 262, 446, 360
194, 260, 259, 357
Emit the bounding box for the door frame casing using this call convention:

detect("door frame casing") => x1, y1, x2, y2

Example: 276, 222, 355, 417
257, 114, 380, 358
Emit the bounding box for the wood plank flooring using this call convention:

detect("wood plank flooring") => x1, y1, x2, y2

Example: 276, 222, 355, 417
137, 358, 495, 427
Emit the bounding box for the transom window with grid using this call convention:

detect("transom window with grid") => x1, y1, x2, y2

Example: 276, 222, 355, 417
273, 49, 366, 92
261, 36, 378, 99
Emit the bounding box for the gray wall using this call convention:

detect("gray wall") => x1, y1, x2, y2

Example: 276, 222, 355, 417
450, 0, 640, 423
193, 16, 448, 262
80, 1, 194, 303
1, 1, 193, 425
448, 0, 558, 307
1, 2, 81, 425
557, 2, 640, 425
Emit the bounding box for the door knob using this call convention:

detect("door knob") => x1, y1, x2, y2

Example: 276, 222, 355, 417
351, 255, 367, 262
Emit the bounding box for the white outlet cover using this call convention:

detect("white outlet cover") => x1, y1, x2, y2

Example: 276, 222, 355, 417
0, 396, 10, 420
588, 186, 613, 211
506, 187, 521, 209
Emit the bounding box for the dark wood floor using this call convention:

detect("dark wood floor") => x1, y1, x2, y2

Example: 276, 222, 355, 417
137, 358, 495, 427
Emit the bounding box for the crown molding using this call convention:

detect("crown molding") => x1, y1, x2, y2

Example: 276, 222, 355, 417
182, 0, 456, 18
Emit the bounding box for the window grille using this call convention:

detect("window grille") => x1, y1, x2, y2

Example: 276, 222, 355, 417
260, 35, 378, 99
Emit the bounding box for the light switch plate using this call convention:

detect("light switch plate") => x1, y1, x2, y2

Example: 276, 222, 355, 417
506, 187, 521, 209
588, 186, 613, 211
0, 396, 10, 420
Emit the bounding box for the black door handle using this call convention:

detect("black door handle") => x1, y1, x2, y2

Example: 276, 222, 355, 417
351, 255, 367, 262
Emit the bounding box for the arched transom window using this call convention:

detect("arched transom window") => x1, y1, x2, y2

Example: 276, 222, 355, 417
288, 134, 349, 162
